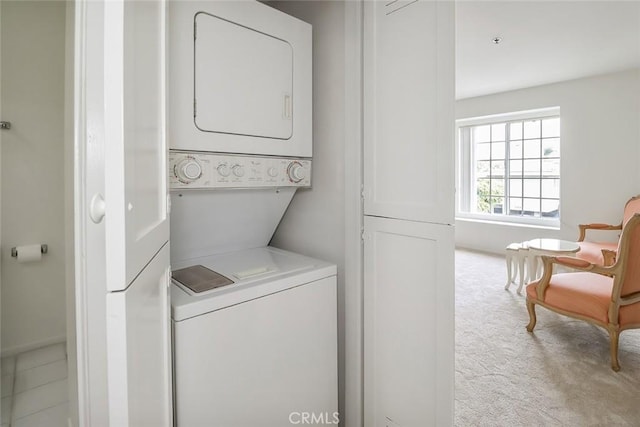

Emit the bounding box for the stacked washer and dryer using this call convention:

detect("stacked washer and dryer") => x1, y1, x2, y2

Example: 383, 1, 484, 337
167, 2, 338, 426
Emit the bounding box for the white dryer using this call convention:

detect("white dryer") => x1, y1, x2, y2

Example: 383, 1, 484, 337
168, 0, 312, 157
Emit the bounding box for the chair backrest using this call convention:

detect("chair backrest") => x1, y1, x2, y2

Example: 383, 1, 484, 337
616, 213, 640, 297
622, 195, 640, 227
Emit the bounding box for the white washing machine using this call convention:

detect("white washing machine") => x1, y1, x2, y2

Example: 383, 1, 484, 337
171, 246, 337, 427
167, 3, 335, 424
169, 152, 338, 426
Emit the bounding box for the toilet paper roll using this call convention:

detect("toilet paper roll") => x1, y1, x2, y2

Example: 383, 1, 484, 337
16, 244, 42, 263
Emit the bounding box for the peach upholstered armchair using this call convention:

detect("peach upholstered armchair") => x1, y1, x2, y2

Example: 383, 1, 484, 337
526, 213, 640, 371
576, 195, 640, 266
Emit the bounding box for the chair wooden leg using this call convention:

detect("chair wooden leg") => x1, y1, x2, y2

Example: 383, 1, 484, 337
526, 300, 537, 332
609, 328, 621, 372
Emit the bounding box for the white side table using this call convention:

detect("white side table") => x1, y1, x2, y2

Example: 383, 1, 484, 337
505, 242, 529, 295
526, 238, 580, 282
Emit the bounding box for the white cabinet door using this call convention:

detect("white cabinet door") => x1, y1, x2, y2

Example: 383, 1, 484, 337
363, 0, 454, 225
106, 243, 172, 427
363, 216, 454, 427
77, 0, 171, 424
104, 0, 169, 291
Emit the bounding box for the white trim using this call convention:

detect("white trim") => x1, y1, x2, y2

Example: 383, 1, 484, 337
73, 1, 90, 424
456, 215, 560, 231
456, 106, 560, 127
344, 1, 364, 426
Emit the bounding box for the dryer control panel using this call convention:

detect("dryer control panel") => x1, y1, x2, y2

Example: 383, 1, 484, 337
169, 151, 311, 189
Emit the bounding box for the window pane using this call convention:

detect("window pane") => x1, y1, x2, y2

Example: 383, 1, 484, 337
523, 198, 541, 216
542, 199, 560, 217
510, 160, 523, 175
475, 179, 491, 213
523, 139, 541, 158
491, 123, 506, 141
509, 140, 523, 159
472, 125, 491, 143
510, 122, 522, 140
542, 138, 560, 157
491, 160, 505, 177
476, 160, 490, 178
491, 197, 504, 214
491, 178, 504, 196
542, 159, 560, 176
509, 179, 522, 196
491, 141, 505, 159
475, 142, 491, 160
523, 159, 540, 176
541, 179, 560, 198
542, 117, 560, 138
523, 179, 540, 198
509, 197, 523, 215
524, 120, 541, 139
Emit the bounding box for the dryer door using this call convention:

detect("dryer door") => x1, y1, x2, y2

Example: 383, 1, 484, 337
168, 1, 312, 157
195, 12, 293, 140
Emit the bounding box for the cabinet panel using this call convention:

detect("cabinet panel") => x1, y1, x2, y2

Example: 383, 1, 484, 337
106, 243, 172, 427
364, 216, 454, 427
363, 0, 454, 224
104, 0, 169, 291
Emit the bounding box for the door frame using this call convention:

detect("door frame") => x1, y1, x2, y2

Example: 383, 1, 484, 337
73, 0, 111, 424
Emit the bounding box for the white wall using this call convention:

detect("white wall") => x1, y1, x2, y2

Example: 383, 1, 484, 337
1, 1, 67, 354
266, 0, 349, 423
455, 68, 640, 254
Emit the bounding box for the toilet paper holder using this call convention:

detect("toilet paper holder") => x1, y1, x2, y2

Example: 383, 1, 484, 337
11, 244, 48, 258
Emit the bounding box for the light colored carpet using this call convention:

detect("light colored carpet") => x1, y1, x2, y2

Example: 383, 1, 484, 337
455, 249, 640, 426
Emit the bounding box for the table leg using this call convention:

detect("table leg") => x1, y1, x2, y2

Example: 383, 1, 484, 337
517, 252, 527, 295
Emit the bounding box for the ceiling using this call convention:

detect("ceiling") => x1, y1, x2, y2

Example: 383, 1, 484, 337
456, 1, 640, 99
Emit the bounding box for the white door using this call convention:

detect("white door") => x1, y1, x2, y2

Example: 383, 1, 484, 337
75, 0, 171, 425
363, 216, 454, 427
362, 1, 455, 426
363, 0, 454, 225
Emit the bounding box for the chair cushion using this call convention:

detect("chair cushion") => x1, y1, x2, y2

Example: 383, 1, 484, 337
576, 241, 618, 265
526, 272, 613, 323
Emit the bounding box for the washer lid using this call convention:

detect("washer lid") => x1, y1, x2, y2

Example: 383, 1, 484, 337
171, 246, 336, 321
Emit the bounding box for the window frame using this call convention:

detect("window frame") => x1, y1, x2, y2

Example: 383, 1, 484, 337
456, 107, 561, 228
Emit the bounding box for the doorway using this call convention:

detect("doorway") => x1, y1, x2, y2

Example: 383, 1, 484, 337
0, 1, 76, 425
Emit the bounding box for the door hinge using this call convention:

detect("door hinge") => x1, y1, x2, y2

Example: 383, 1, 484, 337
361, 228, 366, 241
167, 193, 171, 215
361, 184, 366, 200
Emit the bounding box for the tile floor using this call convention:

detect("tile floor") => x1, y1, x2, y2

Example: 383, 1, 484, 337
1, 343, 68, 427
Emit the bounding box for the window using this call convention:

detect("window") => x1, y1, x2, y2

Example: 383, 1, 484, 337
457, 108, 560, 226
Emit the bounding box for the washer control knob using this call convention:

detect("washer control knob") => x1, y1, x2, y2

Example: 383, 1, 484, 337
217, 164, 230, 177
175, 158, 202, 183
267, 167, 278, 178
232, 164, 245, 178
287, 161, 306, 183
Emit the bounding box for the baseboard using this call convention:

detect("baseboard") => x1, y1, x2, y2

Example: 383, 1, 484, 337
1, 335, 67, 358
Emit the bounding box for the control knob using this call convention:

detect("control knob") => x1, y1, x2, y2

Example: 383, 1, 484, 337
175, 157, 202, 183
232, 164, 245, 177
287, 161, 306, 183
217, 164, 230, 177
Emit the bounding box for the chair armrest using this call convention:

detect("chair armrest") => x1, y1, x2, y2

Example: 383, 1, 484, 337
578, 223, 622, 242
